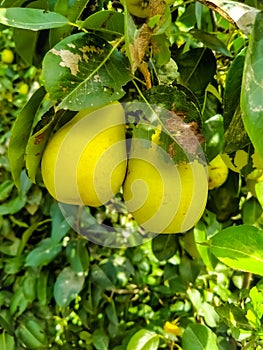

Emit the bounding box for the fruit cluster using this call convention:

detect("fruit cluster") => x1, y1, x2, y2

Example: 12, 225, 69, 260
41, 103, 209, 234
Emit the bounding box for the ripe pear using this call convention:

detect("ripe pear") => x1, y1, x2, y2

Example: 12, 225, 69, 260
123, 138, 208, 233
41, 102, 127, 207
208, 154, 228, 190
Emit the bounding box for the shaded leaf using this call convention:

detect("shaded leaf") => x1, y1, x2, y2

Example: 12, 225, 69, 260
210, 225, 263, 275
191, 29, 231, 57
127, 329, 159, 350
54, 266, 85, 307
42, 32, 131, 111
216, 303, 251, 330
152, 234, 178, 261
8, 87, 46, 188
50, 203, 71, 243
93, 329, 110, 350
0, 7, 68, 30
79, 10, 124, 39
25, 108, 56, 184
242, 197, 262, 225
25, 238, 62, 268
223, 48, 246, 130
175, 48, 216, 105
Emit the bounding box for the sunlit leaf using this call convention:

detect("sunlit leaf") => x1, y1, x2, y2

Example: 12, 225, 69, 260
0, 7, 68, 30
42, 32, 131, 111
210, 225, 263, 275
127, 329, 160, 350
182, 324, 218, 350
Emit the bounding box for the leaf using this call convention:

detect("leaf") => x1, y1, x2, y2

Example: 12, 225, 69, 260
241, 197, 262, 225
127, 329, 160, 350
54, 266, 85, 307
241, 11, 263, 161
190, 29, 231, 57
0, 332, 15, 350
223, 48, 246, 130
0, 8, 69, 30
93, 329, 110, 350
216, 303, 251, 330
210, 225, 263, 275
175, 48, 216, 105
90, 265, 115, 290
25, 238, 62, 268
42, 32, 131, 111
49, 0, 90, 46
25, 108, 57, 184
152, 234, 179, 261
0, 180, 14, 201
50, 203, 71, 243
66, 240, 90, 274
8, 87, 46, 188
78, 10, 124, 39
13, 28, 39, 66
182, 324, 218, 350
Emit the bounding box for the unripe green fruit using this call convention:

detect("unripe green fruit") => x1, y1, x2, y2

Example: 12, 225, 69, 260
1, 48, 14, 63
41, 102, 127, 207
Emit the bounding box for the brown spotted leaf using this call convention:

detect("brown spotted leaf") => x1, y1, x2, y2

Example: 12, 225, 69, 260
42, 33, 131, 111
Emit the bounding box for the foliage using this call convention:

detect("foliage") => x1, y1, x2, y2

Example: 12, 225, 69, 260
1, 0, 263, 349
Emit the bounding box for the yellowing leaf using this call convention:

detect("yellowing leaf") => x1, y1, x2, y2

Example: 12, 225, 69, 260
221, 150, 248, 173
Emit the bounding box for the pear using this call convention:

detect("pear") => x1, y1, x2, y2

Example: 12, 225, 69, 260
41, 102, 127, 206
123, 138, 208, 233
208, 154, 228, 190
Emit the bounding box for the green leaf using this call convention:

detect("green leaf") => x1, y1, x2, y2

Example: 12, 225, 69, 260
25, 108, 56, 184
242, 197, 262, 225
182, 324, 218, 350
0, 180, 14, 201
79, 10, 124, 39
216, 304, 251, 330
93, 329, 110, 350
42, 32, 131, 111
90, 265, 115, 290
50, 203, 71, 243
0, 8, 68, 30
25, 238, 62, 268
127, 329, 160, 350
13, 28, 39, 66
152, 234, 179, 261
241, 11, 263, 161
175, 48, 216, 105
223, 48, 246, 130
190, 29, 231, 57
210, 225, 263, 275
0, 332, 15, 350
49, 0, 89, 46
54, 266, 85, 307
8, 87, 46, 188
66, 240, 90, 274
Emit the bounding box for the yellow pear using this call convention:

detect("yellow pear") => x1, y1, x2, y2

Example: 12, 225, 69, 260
208, 154, 228, 190
41, 102, 127, 207
123, 138, 208, 233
